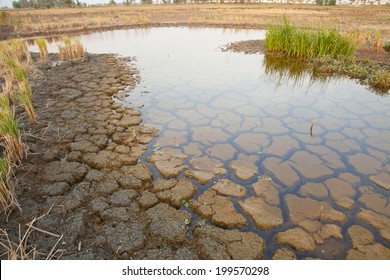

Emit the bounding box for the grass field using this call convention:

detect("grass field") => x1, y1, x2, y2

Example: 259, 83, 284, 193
2, 4, 390, 41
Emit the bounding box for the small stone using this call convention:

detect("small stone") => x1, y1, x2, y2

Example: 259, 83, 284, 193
82, 150, 125, 170
99, 222, 145, 258
147, 203, 191, 244
272, 248, 297, 260
211, 179, 246, 198
41, 182, 70, 196
348, 154, 382, 174
169, 179, 198, 208
84, 169, 105, 183
267, 135, 300, 158
185, 170, 214, 185
251, 175, 280, 206
229, 155, 258, 181
192, 126, 229, 145
120, 164, 153, 183
286, 194, 346, 224
90, 198, 109, 215
96, 176, 119, 195
139, 191, 159, 209
152, 179, 177, 192
313, 224, 343, 244
193, 224, 265, 260
206, 143, 236, 161
117, 173, 143, 190
357, 209, 390, 242
358, 192, 390, 218
101, 206, 139, 222
43, 161, 88, 185
191, 190, 247, 228
234, 133, 270, 153
117, 115, 142, 127
62, 182, 91, 211
67, 151, 82, 162
369, 173, 390, 191
276, 228, 316, 252
63, 211, 86, 244
148, 152, 187, 179
107, 189, 138, 207
297, 219, 321, 233
90, 134, 108, 149
42, 150, 60, 162
115, 145, 131, 154
347, 225, 374, 248
175, 248, 199, 260
290, 151, 334, 180
189, 156, 227, 177
347, 243, 390, 260
239, 197, 283, 230
262, 158, 299, 188
325, 178, 356, 210
70, 140, 99, 153
153, 178, 197, 209
299, 182, 329, 199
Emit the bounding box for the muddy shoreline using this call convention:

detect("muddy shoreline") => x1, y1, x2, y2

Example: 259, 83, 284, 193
3, 23, 389, 67
1, 29, 389, 260
0, 53, 267, 260
222, 39, 390, 67
1, 22, 266, 42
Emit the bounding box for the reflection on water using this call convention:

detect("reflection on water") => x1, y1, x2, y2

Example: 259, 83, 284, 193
263, 54, 336, 90
30, 28, 390, 259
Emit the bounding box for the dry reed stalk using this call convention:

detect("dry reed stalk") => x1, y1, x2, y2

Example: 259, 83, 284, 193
0, 157, 19, 219
0, 96, 25, 165
0, 206, 63, 259
35, 38, 48, 61
57, 37, 86, 60
17, 87, 36, 123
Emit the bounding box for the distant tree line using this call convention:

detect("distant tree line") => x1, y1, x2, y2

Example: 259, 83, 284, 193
12, 0, 86, 9
315, 0, 336, 5
14, 0, 387, 8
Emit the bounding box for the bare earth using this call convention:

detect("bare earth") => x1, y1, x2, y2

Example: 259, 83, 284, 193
222, 39, 390, 66
0, 54, 266, 260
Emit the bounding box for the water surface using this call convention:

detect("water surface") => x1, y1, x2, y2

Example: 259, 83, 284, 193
34, 28, 390, 259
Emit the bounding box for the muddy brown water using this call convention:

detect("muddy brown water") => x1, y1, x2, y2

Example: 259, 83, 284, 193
29, 28, 390, 259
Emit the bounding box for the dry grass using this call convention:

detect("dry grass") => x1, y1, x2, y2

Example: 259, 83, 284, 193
0, 206, 63, 259
35, 38, 48, 61
3, 4, 390, 44
0, 40, 36, 124
0, 40, 35, 217
0, 157, 19, 219
0, 105, 24, 166
349, 29, 385, 53
58, 37, 86, 60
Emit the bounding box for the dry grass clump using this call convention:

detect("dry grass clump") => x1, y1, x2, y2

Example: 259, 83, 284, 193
0, 157, 19, 220
0, 95, 24, 165
348, 29, 385, 53
0, 207, 63, 260
35, 38, 48, 61
0, 40, 35, 217
58, 37, 86, 60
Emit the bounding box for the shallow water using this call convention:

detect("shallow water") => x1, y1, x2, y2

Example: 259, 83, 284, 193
32, 28, 390, 259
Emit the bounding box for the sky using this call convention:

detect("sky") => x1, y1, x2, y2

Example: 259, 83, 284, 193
0, 0, 112, 8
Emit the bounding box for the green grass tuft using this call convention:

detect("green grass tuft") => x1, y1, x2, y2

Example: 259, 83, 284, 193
265, 17, 356, 59
384, 42, 390, 52
63, 36, 71, 46
35, 38, 48, 61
